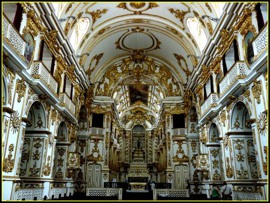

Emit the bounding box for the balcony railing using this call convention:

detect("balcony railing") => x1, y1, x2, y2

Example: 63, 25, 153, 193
172, 128, 186, 136
4, 14, 26, 57
14, 188, 44, 200
253, 24, 267, 58
201, 93, 218, 115
89, 127, 104, 135
219, 62, 247, 96
59, 92, 76, 116
30, 61, 58, 94
232, 191, 262, 200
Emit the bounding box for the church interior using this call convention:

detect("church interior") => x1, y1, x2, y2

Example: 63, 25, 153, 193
2, 2, 268, 201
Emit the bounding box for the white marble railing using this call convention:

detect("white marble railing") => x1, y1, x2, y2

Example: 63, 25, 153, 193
14, 188, 44, 200
30, 61, 58, 94
153, 189, 189, 200
253, 25, 267, 57
50, 188, 67, 199
219, 62, 247, 95
59, 92, 76, 116
172, 128, 186, 136
3, 15, 26, 56
201, 93, 218, 115
89, 127, 105, 135
233, 192, 262, 200
86, 188, 122, 200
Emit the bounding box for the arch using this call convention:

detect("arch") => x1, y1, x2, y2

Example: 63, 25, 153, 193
208, 123, 220, 143
57, 121, 68, 142
230, 101, 252, 131
26, 101, 47, 129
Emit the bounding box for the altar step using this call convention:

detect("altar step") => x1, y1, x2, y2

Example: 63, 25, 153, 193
123, 190, 153, 200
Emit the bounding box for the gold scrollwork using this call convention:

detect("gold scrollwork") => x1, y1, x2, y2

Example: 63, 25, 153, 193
252, 80, 262, 104
226, 157, 234, 178
3, 144, 15, 173
16, 79, 26, 103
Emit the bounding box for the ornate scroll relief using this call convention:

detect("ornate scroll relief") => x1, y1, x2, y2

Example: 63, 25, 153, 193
87, 140, 103, 162
226, 157, 234, 178
117, 3, 158, 14
86, 9, 108, 25
168, 7, 190, 30
3, 144, 15, 173
85, 53, 104, 79
43, 156, 51, 176
174, 53, 191, 76
252, 80, 262, 104
173, 141, 189, 163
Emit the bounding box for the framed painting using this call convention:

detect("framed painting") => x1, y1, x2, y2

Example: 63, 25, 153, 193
244, 31, 255, 65
23, 32, 35, 63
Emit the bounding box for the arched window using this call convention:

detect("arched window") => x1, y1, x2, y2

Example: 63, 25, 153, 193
211, 3, 226, 18
187, 17, 207, 51
70, 18, 90, 50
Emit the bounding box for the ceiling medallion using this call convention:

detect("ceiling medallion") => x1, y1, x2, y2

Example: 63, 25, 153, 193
117, 3, 158, 14
115, 26, 161, 52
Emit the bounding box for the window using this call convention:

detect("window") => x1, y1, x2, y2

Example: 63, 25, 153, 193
255, 3, 267, 31
173, 114, 185, 128
92, 113, 104, 128
40, 42, 55, 75
204, 76, 214, 100
4, 3, 23, 31
187, 17, 207, 51
63, 75, 73, 99
70, 18, 90, 50
223, 39, 239, 74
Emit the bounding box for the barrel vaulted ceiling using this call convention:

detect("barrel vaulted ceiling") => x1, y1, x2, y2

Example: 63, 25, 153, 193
53, 2, 225, 128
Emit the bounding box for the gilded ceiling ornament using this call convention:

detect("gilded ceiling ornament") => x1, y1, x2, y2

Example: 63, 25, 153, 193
226, 157, 234, 178
65, 3, 74, 14
193, 11, 205, 27
169, 7, 190, 28
70, 12, 83, 30
84, 53, 104, 78
166, 27, 183, 38
3, 144, 15, 173
16, 79, 26, 103
174, 53, 190, 76
252, 80, 262, 104
86, 9, 108, 25
186, 33, 198, 48
117, 2, 158, 14
205, 3, 212, 12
